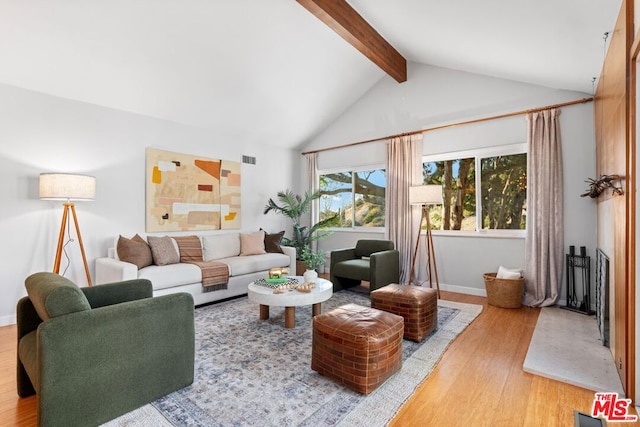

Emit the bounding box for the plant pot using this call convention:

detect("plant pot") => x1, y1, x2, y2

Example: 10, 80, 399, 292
296, 260, 307, 276
303, 269, 318, 283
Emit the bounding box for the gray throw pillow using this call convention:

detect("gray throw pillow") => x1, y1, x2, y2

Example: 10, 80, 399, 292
147, 236, 180, 266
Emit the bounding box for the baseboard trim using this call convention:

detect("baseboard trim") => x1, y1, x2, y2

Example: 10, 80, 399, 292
0, 314, 16, 327
439, 283, 487, 297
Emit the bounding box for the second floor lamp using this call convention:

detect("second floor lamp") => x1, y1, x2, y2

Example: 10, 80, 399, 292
408, 185, 442, 297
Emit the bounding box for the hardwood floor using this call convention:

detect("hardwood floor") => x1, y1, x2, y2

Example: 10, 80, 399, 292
0, 324, 36, 427
390, 291, 627, 427
0, 290, 630, 426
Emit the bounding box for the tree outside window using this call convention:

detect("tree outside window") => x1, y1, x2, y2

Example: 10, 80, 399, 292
480, 153, 527, 229
423, 158, 476, 231
423, 148, 527, 232
319, 169, 386, 228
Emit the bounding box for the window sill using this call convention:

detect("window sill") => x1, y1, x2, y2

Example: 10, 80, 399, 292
430, 230, 525, 239
323, 228, 523, 239
324, 227, 385, 234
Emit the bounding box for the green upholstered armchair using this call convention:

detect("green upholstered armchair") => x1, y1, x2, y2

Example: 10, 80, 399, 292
17, 272, 195, 427
330, 239, 400, 292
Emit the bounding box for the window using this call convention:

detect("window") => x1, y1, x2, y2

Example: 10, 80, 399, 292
423, 145, 527, 232
480, 153, 527, 230
319, 168, 386, 228
423, 158, 476, 231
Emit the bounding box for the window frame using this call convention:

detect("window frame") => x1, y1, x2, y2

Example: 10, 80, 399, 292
318, 164, 387, 231
423, 143, 527, 238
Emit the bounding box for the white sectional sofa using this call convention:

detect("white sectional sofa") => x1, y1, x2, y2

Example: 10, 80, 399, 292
95, 232, 295, 306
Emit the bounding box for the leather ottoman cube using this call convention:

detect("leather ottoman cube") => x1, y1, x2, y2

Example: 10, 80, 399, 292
311, 303, 404, 394
371, 284, 437, 342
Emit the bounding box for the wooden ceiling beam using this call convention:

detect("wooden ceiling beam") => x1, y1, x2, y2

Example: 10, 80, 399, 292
296, 0, 407, 83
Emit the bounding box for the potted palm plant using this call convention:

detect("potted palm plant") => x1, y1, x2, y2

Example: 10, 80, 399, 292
263, 189, 336, 274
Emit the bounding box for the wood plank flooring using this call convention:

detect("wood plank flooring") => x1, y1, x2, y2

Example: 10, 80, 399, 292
0, 290, 629, 426
390, 291, 629, 427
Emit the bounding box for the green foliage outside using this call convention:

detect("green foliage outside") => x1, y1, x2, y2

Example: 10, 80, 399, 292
423, 153, 527, 230
315, 155, 525, 232
319, 170, 385, 228
424, 158, 476, 230
480, 153, 527, 229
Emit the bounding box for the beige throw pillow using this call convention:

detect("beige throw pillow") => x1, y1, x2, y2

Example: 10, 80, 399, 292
240, 231, 266, 256
147, 236, 180, 266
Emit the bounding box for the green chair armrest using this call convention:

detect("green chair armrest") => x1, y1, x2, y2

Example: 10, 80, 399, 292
330, 248, 357, 265
370, 249, 398, 263
37, 292, 194, 427
370, 249, 400, 291
81, 279, 153, 309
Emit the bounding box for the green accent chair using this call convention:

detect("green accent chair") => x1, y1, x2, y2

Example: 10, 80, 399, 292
17, 272, 195, 427
330, 239, 400, 292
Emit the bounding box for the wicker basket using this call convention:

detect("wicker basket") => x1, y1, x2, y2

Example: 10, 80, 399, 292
483, 273, 524, 308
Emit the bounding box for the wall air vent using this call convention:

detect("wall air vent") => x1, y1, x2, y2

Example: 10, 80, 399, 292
242, 155, 256, 165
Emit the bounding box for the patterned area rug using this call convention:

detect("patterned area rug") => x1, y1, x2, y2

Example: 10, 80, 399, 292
105, 290, 482, 427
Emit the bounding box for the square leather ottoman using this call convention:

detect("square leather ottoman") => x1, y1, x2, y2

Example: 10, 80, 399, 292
311, 303, 404, 394
371, 284, 438, 342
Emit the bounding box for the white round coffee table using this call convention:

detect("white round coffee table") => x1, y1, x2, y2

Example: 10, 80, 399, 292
247, 277, 333, 328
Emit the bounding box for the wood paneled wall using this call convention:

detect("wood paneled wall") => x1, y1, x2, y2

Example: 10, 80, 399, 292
594, 0, 635, 398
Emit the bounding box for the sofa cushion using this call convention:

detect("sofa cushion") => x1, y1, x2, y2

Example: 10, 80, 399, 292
25, 272, 92, 321
220, 253, 290, 276
117, 234, 153, 269
138, 263, 202, 291
202, 233, 240, 261
263, 230, 285, 254
148, 236, 180, 266
240, 231, 266, 256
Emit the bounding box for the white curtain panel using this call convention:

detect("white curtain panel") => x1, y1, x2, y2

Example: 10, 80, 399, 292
385, 134, 423, 283
306, 152, 319, 251
524, 109, 563, 307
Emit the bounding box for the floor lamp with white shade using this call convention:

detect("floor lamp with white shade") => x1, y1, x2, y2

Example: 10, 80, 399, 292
39, 173, 96, 286
408, 185, 443, 298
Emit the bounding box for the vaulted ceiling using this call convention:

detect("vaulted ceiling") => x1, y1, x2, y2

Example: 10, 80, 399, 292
0, 0, 621, 149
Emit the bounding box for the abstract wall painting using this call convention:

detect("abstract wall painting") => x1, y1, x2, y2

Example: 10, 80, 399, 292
146, 148, 241, 232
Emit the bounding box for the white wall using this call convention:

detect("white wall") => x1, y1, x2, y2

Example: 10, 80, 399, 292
0, 83, 298, 325
303, 63, 597, 297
